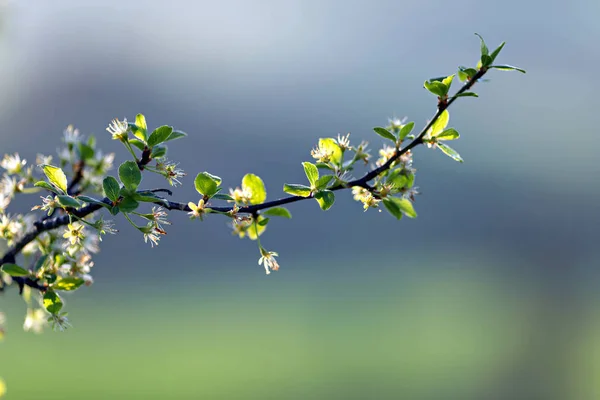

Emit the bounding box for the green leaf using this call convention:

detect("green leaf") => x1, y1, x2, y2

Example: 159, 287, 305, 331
262, 207, 292, 219
398, 122, 415, 141
318, 138, 343, 166
454, 92, 478, 98
34, 255, 49, 273
133, 192, 169, 207
78, 142, 95, 160
481, 54, 493, 67
373, 127, 396, 142
424, 80, 448, 97
382, 198, 403, 220
489, 64, 526, 73
387, 169, 411, 190
53, 277, 84, 291
429, 110, 450, 136
395, 198, 417, 218
103, 176, 121, 202
204, 172, 222, 186
194, 172, 220, 197
41, 164, 68, 193
56, 195, 82, 209
442, 74, 455, 90
283, 183, 311, 197
133, 113, 148, 141
436, 128, 460, 141
212, 193, 234, 201
147, 125, 173, 147
489, 41, 506, 63
110, 205, 120, 215
474, 33, 489, 56
129, 138, 146, 151
437, 142, 464, 162
34, 181, 61, 195
457, 67, 478, 82
165, 130, 187, 142
242, 173, 267, 204
383, 197, 417, 219
302, 162, 319, 187
118, 161, 142, 191
1, 263, 29, 277
315, 175, 334, 190
314, 189, 335, 211
151, 145, 167, 159
43, 290, 63, 314
118, 196, 139, 213
258, 217, 270, 227
77, 195, 110, 209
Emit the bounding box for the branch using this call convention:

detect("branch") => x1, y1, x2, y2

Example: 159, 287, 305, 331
0, 68, 487, 293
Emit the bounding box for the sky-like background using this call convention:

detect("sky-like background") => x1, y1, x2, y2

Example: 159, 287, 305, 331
1, 1, 599, 399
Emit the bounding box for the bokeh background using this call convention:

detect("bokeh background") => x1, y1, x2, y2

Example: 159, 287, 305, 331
1, 0, 599, 399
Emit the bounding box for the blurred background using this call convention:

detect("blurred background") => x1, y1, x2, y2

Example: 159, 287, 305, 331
0, 0, 599, 399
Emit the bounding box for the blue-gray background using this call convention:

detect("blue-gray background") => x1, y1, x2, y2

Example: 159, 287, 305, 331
1, 1, 599, 399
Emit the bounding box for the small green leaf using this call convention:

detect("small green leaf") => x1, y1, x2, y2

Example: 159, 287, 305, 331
382, 198, 403, 220
34, 254, 49, 272
134, 113, 148, 141
283, 184, 311, 197
373, 127, 397, 142
437, 142, 464, 162
1, 263, 29, 277
315, 175, 334, 190
454, 92, 478, 98
318, 138, 343, 166
34, 181, 61, 195
258, 217, 270, 227
53, 277, 84, 291
103, 176, 121, 202
396, 198, 417, 218
165, 130, 187, 142
489, 41, 506, 63
57, 195, 82, 209
133, 192, 169, 207
77, 195, 110, 209
398, 122, 415, 141
481, 54, 493, 67
129, 138, 146, 151
384, 197, 417, 219
118, 196, 139, 213
147, 126, 173, 147
212, 193, 234, 201
442, 74, 455, 90
77, 142, 95, 160
262, 207, 292, 219
242, 173, 267, 204
302, 162, 319, 187
424, 80, 448, 97
429, 110, 450, 136
194, 172, 220, 197
436, 128, 460, 141
314, 189, 335, 211
151, 145, 167, 159
43, 290, 63, 314
110, 205, 120, 215
474, 33, 489, 56
489, 65, 526, 73
457, 67, 478, 82
118, 161, 142, 191
41, 164, 68, 193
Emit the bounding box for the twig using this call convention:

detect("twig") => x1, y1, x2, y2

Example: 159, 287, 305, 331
0, 69, 487, 292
